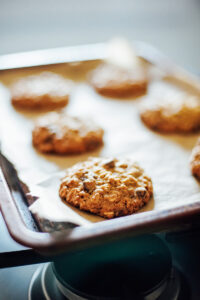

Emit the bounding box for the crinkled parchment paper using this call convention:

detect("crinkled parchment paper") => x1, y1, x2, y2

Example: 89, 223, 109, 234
0, 62, 200, 228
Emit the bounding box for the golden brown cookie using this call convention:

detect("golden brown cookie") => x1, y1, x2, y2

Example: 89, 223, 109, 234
140, 94, 200, 133
59, 157, 153, 218
190, 138, 200, 179
32, 112, 104, 154
10, 72, 72, 110
89, 63, 148, 98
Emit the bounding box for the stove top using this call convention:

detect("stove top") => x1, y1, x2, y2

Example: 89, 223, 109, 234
28, 235, 189, 300
0, 216, 200, 300
0, 213, 200, 299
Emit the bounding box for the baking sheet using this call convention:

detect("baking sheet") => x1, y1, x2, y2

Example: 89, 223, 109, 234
0, 61, 200, 229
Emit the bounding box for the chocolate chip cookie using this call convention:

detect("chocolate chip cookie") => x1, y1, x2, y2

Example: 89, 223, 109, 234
11, 72, 72, 110
32, 112, 104, 154
190, 138, 200, 179
140, 94, 200, 133
89, 63, 148, 98
59, 157, 153, 218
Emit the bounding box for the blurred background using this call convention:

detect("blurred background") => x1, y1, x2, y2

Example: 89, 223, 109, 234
1, 0, 200, 71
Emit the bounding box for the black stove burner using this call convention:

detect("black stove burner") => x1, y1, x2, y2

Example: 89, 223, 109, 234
28, 235, 190, 300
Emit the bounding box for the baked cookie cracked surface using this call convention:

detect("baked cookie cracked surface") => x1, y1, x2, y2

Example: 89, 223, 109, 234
32, 112, 104, 154
89, 63, 148, 98
140, 94, 200, 133
59, 157, 153, 218
10, 72, 72, 110
190, 138, 200, 179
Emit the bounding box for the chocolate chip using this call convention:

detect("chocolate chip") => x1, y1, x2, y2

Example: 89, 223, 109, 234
103, 159, 115, 169
83, 180, 96, 193
135, 187, 147, 198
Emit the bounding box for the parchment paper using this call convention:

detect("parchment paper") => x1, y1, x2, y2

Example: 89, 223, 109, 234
0, 62, 200, 228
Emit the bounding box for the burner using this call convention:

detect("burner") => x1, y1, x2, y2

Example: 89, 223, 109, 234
29, 235, 190, 300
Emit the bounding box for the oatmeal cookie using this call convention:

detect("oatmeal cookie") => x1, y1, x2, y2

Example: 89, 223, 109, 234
190, 138, 200, 179
32, 112, 104, 154
89, 63, 147, 98
140, 94, 200, 133
11, 72, 72, 110
59, 157, 153, 218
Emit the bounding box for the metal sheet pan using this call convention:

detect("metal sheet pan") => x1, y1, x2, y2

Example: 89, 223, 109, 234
0, 42, 200, 255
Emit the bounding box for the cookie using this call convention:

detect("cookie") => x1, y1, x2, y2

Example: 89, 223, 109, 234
89, 63, 147, 98
32, 112, 104, 154
190, 138, 200, 179
11, 72, 72, 110
59, 157, 153, 218
140, 94, 200, 133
